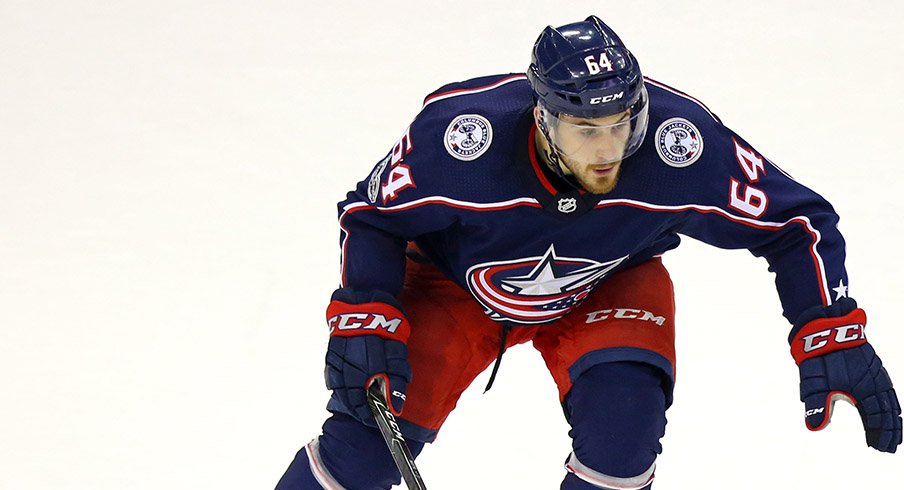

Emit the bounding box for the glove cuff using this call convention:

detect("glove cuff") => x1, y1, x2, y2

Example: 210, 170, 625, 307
327, 299, 412, 342
789, 308, 867, 365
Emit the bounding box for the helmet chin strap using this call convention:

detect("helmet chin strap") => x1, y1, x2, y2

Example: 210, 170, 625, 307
536, 109, 583, 190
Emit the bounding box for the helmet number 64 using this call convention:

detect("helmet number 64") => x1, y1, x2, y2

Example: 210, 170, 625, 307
584, 53, 614, 75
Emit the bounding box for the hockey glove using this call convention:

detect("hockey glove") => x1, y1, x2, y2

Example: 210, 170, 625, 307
790, 298, 902, 452
324, 288, 412, 424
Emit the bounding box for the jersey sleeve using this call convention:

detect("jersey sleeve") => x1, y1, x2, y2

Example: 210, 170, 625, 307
675, 124, 847, 324
337, 112, 456, 297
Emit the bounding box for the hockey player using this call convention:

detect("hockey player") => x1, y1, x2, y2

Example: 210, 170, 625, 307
277, 15, 902, 489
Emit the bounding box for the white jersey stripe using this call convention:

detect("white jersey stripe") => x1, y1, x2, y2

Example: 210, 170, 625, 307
342, 196, 540, 214
595, 198, 831, 305
339, 196, 540, 287
765, 156, 797, 181
341, 196, 831, 305
644, 78, 720, 123
422, 74, 527, 108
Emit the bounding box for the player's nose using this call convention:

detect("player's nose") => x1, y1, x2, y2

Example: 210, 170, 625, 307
595, 139, 620, 160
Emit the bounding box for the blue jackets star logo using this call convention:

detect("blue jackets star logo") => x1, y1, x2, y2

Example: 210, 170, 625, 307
500, 246, 621, 296
466, 245, 628, 324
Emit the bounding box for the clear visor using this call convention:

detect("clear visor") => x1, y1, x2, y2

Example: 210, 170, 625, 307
540, 99, 649, 166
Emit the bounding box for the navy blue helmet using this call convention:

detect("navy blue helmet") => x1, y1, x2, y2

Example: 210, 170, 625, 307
527, 15, 646, 119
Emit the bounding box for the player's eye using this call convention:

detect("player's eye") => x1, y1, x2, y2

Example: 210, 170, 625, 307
579, 128, 598, 137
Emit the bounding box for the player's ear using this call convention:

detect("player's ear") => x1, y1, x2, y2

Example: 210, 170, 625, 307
533, 105, 541, 126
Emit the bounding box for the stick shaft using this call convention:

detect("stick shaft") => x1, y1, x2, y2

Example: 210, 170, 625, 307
366, 378, 428, 490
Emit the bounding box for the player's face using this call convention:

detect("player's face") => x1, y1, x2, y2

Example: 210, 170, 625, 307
551, 111, 632, 194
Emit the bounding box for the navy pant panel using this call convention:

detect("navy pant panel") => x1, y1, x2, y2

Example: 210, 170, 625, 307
561, 361, 667, 489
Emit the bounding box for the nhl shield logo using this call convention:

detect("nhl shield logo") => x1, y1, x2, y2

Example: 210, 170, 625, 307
557, 198, 577, 214
444, 114, 493, 161
655, 117, 703, 167
466, 245, 628, 325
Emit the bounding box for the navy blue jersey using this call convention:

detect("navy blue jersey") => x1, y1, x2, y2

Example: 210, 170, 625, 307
337, 74, 847, 326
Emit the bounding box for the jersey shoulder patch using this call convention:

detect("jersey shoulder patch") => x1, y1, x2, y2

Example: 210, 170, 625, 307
654, 117, 704, 167
364, 74, 534, 206
443, 114, 494, 161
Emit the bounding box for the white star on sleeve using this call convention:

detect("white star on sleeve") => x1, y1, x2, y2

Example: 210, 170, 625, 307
832, 279, 848, 301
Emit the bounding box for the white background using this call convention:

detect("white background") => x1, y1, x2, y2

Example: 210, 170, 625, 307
2, 1, 902, 488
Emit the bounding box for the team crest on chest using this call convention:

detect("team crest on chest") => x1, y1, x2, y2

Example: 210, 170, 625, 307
465, 244, 628, 325
444, 114, 493, 161
655, 117, 703, 167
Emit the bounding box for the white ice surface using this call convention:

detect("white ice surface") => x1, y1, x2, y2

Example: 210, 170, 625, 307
1, 1, 901, 488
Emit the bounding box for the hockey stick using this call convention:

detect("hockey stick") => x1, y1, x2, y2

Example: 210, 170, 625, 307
366, 377, 428, 490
